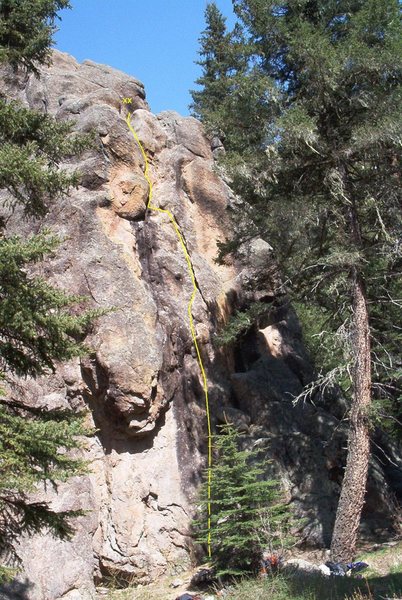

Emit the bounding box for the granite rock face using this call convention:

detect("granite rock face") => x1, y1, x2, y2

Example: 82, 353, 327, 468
0, 51, 399, 599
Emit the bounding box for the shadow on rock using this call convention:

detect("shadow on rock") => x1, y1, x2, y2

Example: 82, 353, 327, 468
0, 578, 34, 600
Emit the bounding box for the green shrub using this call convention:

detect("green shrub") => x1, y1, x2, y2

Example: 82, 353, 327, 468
194, 424, 292, 577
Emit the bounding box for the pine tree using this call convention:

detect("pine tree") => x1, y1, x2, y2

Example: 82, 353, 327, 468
0, 0, 97, 581
190, 2, 231, 122
190, 2, 273, 151
0, 98, 89, 217
195, 424, 291, 577
0, 400, 89, 576
0, 0, 71, 74
195, 0, 401, 561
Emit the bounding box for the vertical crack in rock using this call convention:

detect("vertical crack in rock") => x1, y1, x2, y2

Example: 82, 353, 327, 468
173, 213, 209, 310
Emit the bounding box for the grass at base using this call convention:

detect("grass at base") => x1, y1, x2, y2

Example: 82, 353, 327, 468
225, 570, 402, 600
102, 571, 402, 600
223, 541, 402, 600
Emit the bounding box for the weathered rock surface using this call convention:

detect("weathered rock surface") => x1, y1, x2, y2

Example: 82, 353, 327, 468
0, 51, 400, 599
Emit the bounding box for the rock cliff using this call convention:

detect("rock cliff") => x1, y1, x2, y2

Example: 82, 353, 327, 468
0, 51, 400, 600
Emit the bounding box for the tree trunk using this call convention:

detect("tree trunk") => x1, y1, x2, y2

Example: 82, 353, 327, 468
330, 269, 371, 562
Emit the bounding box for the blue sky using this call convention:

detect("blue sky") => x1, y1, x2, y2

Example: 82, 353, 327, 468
54, 1, 236, 116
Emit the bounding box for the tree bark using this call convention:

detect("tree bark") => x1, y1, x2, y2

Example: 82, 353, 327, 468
330, 268, 371, 562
